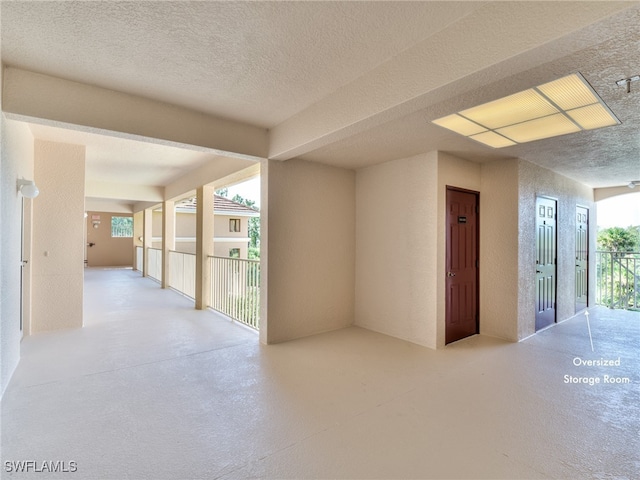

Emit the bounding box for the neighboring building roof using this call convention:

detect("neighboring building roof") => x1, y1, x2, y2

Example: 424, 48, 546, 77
176, 195, 259, 217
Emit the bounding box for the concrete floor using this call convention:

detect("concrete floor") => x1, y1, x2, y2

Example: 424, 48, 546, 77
1, 268, 639, 479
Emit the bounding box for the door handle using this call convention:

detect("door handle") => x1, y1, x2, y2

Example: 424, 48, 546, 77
447, 272, 456, 277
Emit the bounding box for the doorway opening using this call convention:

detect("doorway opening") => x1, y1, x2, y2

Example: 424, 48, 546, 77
535, 196, 557, 330
445, 187, 479, 344
575, 206, 589, 313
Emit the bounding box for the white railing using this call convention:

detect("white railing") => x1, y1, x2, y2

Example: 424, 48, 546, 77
168, 251, 196, 299
209, 256, 260, 330
596, 251, 640, 310
146, 247, 163, 282
135, 246, 143, 272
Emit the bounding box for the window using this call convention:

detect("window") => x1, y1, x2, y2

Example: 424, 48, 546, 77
229, 218, 241, 232
229, 248, 240, 258
111, 216, 133, 238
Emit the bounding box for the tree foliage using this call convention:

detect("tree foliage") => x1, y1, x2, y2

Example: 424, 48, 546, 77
111, 216, 133, 237
597, 226, 638, 253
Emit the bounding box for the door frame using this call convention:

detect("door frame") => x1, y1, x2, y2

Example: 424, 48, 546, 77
535, 195, 558, 331
445, 186, 480, 344
575, 205, 589, 313
20, 197, 33, 337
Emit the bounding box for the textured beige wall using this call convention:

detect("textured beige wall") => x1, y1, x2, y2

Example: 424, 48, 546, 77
355, 152, 481, 349
355, 151, 594, 348
517, 160, 596, 340
436, 152, 481, 347
479, 159, 520, 341
1, 115, 35, 396
85, 212, 134, 267
32, 140, 85, 333
355, 152, 438, 348
262, 159, 355, 344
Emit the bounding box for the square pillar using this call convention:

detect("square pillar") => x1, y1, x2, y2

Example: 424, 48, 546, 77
31, 140, 85, 332
195, 185, 214, 309
161, 200, 175, 288
133, 211, 144, 271
142, 207, 153, 277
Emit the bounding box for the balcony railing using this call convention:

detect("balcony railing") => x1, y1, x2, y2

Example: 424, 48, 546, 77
135, 246, 143, 272
146, 247, 163, 282
208, 256, 260, 330
595, 251, 640, 310
136, 248, 260, 329
168, 250, 196, 299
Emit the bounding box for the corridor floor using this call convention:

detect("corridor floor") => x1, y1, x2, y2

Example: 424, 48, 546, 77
1, 268, 638, 479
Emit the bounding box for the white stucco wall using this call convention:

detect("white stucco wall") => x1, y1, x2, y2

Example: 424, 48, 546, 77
261, 159, 355, 344
355, 152, 439, 348
0, 115, 35, 396
32, 140, 85, 333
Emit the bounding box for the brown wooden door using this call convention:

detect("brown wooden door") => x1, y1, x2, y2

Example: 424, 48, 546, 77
535, 197, 557, 330
446, 188, 479, 344
575, 206, 589, 313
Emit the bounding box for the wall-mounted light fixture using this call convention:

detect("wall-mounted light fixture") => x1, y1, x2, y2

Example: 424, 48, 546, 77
17, 178, 39, 198
432, 73, 620, 148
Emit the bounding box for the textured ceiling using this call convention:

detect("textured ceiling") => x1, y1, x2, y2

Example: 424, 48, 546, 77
2, 1, 640, 194
1, 1, 480, 127
301, 20, 640, 187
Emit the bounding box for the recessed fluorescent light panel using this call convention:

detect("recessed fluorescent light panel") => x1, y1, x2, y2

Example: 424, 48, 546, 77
432, 73, 619, 148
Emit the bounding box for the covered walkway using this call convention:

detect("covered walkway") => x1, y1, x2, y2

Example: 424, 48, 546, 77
1, 268, 638, 479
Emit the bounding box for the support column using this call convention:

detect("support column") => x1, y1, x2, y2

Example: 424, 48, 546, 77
195, 185, 214, 309
133, 211, 144, 271
161, 200, 175, 288
31, 140, 85, 333
142, 208, 153, 277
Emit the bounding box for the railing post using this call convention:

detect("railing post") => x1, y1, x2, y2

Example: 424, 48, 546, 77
610, 253, 615, 308
632, 258, 640, 308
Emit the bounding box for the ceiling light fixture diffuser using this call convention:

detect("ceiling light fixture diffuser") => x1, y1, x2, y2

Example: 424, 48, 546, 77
432, 73, 620, 148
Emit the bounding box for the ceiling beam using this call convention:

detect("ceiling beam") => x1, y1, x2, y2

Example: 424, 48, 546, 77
3, 67, 269, 160
85, 180, 164, 203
